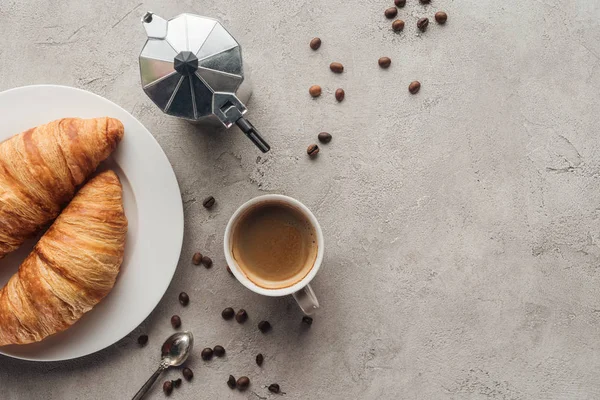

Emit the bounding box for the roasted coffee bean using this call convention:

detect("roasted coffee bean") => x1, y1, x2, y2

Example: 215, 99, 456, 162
226, 265, 234, 276
222, 307, 235, 320
435, 11, 447, 24
171, 315, 181, 328
302, 316, 313, 326
378, 57, 391, 69
330, 62, 344, 73
236, 376, 250, 390
409, 81, 421, 94
201, 255, 212, 268
192, 252, 202, 265
178, 292, 189, 306
417, 17, 429, 32
183, 367, 194, 381
227, 375, 237, 389
201, 347, 214, 360
420, 0, 431, 3
258, 320, 272, 333
235, 309, 248, 323
318, 132, 332, 144
214, 345, 226, 357
309, 85, 322, 97
202, 195, 215, 208
172, 378, 182, 388
384, 7, 398, 19
137, 334, 148, 346
307, 144, 320, 157
395, 0, 406, 6
392, 19, 405, 32
256, 353, 264, 366
335, 88, 345, 102
309, 37, 321, 50
268, 384, 281, 394
163, 380, 173, 395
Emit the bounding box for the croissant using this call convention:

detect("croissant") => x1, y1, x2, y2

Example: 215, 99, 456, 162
0, 117, 124, 259
0, 170, 127, 346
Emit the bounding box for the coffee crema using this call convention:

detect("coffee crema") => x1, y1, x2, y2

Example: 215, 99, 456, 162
231, 201, 317, 289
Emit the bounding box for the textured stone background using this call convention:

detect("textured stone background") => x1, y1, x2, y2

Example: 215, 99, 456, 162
2, 0, 600, 399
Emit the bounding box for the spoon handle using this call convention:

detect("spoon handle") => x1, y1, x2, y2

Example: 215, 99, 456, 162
132, 364, 167, 400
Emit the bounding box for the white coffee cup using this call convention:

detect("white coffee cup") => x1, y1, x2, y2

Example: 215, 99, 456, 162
224, 194, 323, 314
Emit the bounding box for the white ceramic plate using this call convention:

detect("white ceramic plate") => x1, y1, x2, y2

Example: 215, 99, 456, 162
0, 85, 184, 361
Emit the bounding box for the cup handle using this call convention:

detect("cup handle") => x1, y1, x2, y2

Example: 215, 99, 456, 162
292, 284, 320, 315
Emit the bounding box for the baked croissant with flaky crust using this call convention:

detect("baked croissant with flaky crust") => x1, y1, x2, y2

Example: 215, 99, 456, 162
0, 117, 124, 259
0, 170, 127, 346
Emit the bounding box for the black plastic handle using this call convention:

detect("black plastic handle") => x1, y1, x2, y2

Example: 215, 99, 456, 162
236, 117, 270, 153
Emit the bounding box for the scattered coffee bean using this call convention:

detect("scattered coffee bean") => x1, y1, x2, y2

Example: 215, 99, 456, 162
392, 19, 405, 32
335, 88, 345, 102
163, 380, 173, 395
309, 37, 321, 50
171, 315, 181, 329
395, 0, 406, 6
384, 7, 398, 19
201, 255, 213, 268
226, 265, 234, 276
302, 316, 313, 326
258, 320, 272, 333
378, 57, 391, 69
235, 309, 248, 323
227, 375, 237, 389
330, 62, 344, 73
318, 132, 332, 144
137, 334, 148, 347
201, 347, 214, 360
178, 292, 189, 306
172, 378, 182, 388
222, 307, 235, 320
268, 383, 281, 394
409, 81, 421, 94
420, 0, 431, 3
183, 367, 194, 381
309, 85, 322, 97
237, 376, 250, 390
307, 144, 320, 157
417, 17, 429, 32
192, 252, 202, 265
256, 353, 264, 366
202, 195, 215, 208
214, 345, 226, 357
435, 11, 447, 24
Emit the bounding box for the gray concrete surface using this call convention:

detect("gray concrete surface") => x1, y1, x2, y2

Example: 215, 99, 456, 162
2, 0, 600, 398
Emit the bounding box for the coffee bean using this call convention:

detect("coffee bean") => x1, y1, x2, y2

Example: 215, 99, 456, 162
258, 320, 272, 333
137, 334, 148, 346
236, 376, 250, 390
192, 252, 202, 265
227, 375, 237, 389
392, 19, 405, 32
420, 0, 431, 3
384, 7, 398, 19
214, 345, 226, 357
256, 353, 264, 366
202, 195, 215, 208
335, 88, 345, 102
302, 316, 313, 326
201, 347, 214, 360
309, 85, 322, 97
201, 255, 212, 268
222, 307, 235, 320
307, 144, 320, 157
309, 37, 321, 50
435, 11, 447, 24
330, 62, 344, 73
318, 132, 332, 144
236, 309, 248, 323
378, 57, 391, 69
172, 378, 182, 388
163, 380, 173, 395
268, 384, 281, 394
395, 0, 406, 6
171, 315, 181, 328
226, 265, 234, 276
183, 367, 194, 381
178, 292, 189, 306
409, 81, 421, 94
417, 17, 429, 32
